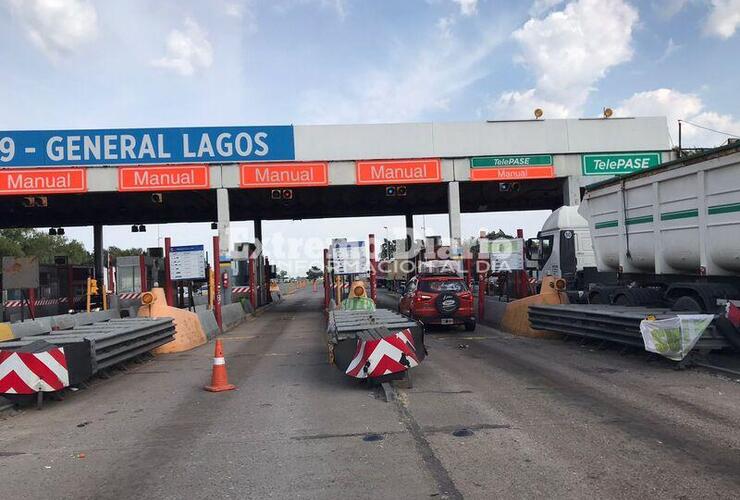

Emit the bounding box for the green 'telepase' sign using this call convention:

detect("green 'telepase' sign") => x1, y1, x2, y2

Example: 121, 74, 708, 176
471, 155, 553, 168
582, 152, 662, 175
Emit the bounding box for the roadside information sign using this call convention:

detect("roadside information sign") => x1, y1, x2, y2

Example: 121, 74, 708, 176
332, 241, 368, 275
470, 155, 554, 181
0, 125, 295, 167
479, 238, 525, 271
1, 257, 40, 289
582, 152, 661, 175
169, 245, 206, 280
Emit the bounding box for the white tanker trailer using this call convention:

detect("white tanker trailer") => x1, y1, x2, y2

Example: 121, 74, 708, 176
578, 142, 740, 312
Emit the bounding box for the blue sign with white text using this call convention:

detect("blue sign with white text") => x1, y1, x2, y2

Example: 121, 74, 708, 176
0, 125, 295, 167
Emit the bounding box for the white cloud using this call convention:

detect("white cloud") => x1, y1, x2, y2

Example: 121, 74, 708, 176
529, 0, 565, 16
615, 88, 740, 147
493, 0, 638, 119
657, 37, 681, 62
298, 28, 502, 124
7, 0, 98, 61
705, 0, 740, 38
151, 18, 214, 76
453, 0, 479, 16
652, 0, 690, 18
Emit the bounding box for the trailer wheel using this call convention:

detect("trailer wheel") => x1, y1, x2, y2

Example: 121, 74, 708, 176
671, 295, 704, 313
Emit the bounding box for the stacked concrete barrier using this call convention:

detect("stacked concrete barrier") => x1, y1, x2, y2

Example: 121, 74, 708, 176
221, 303, 247, 329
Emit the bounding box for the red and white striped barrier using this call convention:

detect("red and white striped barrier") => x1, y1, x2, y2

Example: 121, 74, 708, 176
232, 286, 251, 295
346, 328, 419, 379
3, 298, 69, 308
117, 292, 143, 301
0, 348, 69, 394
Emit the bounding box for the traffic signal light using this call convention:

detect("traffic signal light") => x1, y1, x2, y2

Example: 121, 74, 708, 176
89, 278, 99, 295
385, 186, 406, 197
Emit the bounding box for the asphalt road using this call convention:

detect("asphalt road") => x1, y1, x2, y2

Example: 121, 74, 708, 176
1, 287, 739, 499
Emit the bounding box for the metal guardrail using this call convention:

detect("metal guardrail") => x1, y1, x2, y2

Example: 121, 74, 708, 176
328, 310, 418, 340
0, 317, 175, 374
529, 304, 729, 351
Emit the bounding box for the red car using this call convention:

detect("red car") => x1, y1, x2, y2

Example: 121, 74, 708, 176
399, 274, 476, 331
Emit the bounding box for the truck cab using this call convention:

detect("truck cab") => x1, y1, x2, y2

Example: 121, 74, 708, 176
525, 206, 595, 286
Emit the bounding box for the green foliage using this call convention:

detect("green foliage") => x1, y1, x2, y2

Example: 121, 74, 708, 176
108, 246, 144, 259
0, 228, 91, 265
305, 266, 322, 280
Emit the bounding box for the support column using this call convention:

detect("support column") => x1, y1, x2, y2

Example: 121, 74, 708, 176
217, 188, 231, 257
369, 233, 377, 302
212, 235, 223, 332
139, 254, 148, 292
448, 181, 462, 258
164, 237, 174, 306
93, 224, 104, 306
405, 213, 414, 249
217, 188, 233, 305
254, 219, 264, 306
563, 176, 581, 206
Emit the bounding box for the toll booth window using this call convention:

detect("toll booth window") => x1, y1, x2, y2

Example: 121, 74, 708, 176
117, 266, 141, 293
539, 235, 554, 263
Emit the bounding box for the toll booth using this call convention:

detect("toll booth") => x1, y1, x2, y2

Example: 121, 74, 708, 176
1, 259, 92, 322
114, 249, 165, 294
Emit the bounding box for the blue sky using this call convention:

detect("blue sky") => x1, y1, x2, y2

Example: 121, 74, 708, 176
1, 0, 739, 272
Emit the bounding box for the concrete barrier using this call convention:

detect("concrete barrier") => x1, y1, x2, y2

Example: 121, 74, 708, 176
197, 310, 220, 340
138, 288, 207, 354
221, 303, 247, 329
9, 320, 51, 338
499, 276, 567, 338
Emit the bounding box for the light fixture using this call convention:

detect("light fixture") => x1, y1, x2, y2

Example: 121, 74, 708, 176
57, 227, 65, 235
151, 193, 163, 203
131, 225, 139, 233
138, 224, 146, 232
603, 107, 613, 118
534, 108, 543, 119
385, 186, 396, 196
48, 228, 57, 235
270, 189, 281, 200
282, 189, 293, 200
211, 222, 218, 230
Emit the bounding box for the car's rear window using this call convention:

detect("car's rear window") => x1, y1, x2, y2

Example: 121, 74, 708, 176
418, 279, 467, 292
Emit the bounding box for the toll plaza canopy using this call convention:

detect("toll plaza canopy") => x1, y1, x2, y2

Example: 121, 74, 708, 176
0, 117, 672, 228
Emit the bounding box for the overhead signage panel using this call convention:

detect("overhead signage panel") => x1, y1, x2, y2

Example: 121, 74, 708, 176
240, 162, 329, 188
169, 245, 206, 281
470, 155, 555, 181
0, 125, 295, 168
118, 164, 210, 192
0, 168, 87, 195
355, 159, 441, 185
582, 152, 661, 175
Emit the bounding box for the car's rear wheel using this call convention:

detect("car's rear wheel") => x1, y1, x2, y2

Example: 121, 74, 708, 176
464, 321, 476, 332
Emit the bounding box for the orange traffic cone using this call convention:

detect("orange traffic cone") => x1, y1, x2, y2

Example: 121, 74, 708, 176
204, 340, 236, 392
